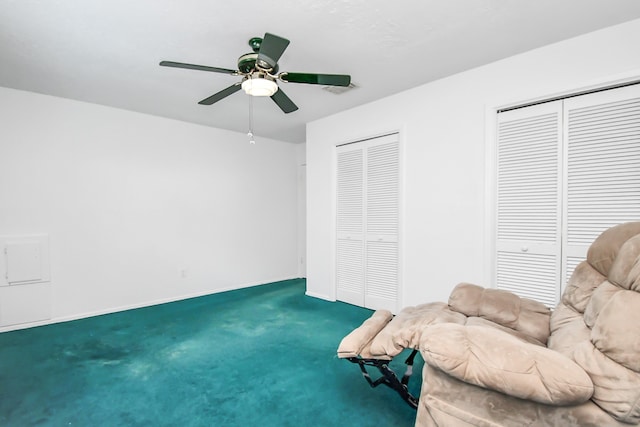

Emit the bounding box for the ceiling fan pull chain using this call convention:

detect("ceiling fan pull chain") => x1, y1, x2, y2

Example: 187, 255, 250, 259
248, 95, 256, 144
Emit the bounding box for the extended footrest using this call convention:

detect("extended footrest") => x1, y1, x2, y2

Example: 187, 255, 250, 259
346, 349, 420, 409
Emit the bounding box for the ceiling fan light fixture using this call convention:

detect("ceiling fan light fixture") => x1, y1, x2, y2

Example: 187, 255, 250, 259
241, 77, 278, 97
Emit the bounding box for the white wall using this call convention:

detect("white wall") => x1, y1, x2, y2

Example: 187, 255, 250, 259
306, 18, 640, 308
0, 87, 300, 331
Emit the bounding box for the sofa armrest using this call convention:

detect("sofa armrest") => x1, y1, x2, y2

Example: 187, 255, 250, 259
420, 323, 593, 405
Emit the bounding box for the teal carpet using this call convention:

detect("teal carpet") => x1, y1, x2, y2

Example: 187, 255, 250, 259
0, 279, 421, 426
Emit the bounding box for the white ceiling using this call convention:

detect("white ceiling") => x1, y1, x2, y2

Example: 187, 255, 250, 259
2, 1, 640, 143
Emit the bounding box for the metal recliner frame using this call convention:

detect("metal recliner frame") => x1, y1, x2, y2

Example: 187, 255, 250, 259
345, 349, 420, 409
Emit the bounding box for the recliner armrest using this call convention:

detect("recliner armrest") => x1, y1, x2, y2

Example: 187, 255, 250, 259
420, 323, 593, 406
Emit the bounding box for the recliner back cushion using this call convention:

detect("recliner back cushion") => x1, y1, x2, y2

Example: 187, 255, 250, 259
584, 232, 640, 328
625, 259, 640, 291
570, 225, 640, 424
547, 303, 591, 358
608, 234, 640, 290
561, 261, 606, 313
591, 290, 640, 372
583, 281, 620, 328
609, 234, 640, 289
548, 260, 604, 357
586, 222, 640, 277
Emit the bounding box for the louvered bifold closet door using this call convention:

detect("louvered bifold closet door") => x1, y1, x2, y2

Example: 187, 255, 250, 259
496, 102, 563, 307
336, 146, 365, 306
364, 134, 400, 311
335, 134, 400, 312
562, 84, 640, 285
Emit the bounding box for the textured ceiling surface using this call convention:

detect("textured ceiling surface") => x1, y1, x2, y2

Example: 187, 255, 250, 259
2, 0, 640, 142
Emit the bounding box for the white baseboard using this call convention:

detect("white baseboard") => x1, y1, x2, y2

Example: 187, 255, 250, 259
0, 276, 303, 333
305, 290, 335, 302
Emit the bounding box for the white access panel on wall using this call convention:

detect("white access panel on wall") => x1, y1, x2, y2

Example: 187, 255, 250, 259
336, 133, 401, 312
1, 235, 50, 286
0, 235, 52, 326
6, 241, 43, 284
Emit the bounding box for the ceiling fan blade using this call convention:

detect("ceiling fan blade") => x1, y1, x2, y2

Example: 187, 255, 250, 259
256, 33, 290, 70
159, 60, 237, 75
198, 83, 242, 105
281, 72, 351, 87
271, 88, 298, 114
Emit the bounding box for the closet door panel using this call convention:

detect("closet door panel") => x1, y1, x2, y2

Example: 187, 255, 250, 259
365, 136, 400, 311
365, 240, 398, 310
563, 84, 640, 281
336, 239, 364, 305
336, 146, 365, 306
496, 102, 563, 307
496, 251, 558, 304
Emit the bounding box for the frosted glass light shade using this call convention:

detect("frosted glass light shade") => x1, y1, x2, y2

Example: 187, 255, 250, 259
241, 78, 278, 96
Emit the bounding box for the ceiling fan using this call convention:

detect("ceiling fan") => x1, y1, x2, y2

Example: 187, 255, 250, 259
159, 32, 351, 114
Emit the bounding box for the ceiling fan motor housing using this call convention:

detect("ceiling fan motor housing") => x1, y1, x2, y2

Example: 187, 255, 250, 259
238, 52, 279, 74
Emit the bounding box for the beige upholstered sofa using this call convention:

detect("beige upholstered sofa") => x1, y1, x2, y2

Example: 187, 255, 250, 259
339, 222, 640, 426
417, 221, 640, 426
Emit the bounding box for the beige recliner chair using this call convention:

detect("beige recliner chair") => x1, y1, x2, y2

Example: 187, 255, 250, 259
338, 222, 640, 426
